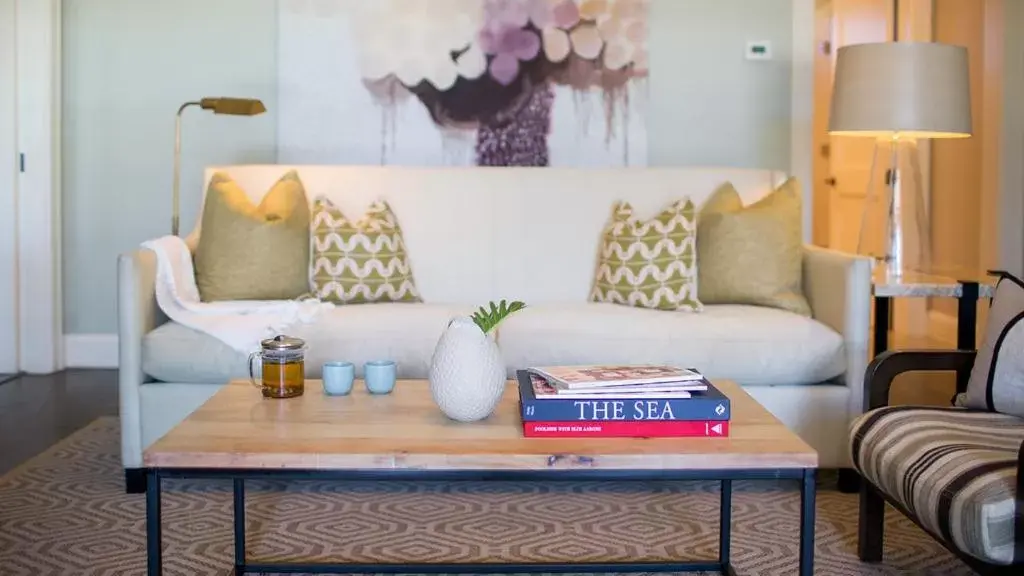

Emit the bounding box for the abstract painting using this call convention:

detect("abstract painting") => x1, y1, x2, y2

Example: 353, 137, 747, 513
278, 0, 649, 167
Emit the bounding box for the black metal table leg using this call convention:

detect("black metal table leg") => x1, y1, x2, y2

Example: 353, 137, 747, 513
956, 281, 980, 393
150, 467, 815, 574
873, 295, 890, 356
234, 478, 246, 575
799, 469, 816, 576
719, 480, 736, 576
146, 469, 162, 576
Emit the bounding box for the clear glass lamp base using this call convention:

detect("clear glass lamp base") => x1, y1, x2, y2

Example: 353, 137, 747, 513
856, 136, 932, 278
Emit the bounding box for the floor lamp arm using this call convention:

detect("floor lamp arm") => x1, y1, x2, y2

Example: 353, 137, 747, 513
172, 102, 202, 237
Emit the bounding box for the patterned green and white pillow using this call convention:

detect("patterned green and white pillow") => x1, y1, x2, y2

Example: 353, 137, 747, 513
590, 198, 703, 312
310, 198, 421, 304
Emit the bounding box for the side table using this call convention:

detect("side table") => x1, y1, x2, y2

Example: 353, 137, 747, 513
872, 268, 995, 391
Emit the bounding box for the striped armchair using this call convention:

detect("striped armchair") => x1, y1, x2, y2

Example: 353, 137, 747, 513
849, 350, 1023, 574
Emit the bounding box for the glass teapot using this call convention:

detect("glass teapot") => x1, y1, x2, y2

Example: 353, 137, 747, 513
248, 335, 307, 399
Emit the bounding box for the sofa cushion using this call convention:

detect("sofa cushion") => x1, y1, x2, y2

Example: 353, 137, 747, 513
589, 198, 702, 312
497, 303, 844, 386
143, 303, 473, 384
193, 170, 311, 302
143, 302, 844, 387
850, 406, 1024, 565
311, 198, 421, 305
961, 271, 1024, 417
697, 178, 811, 317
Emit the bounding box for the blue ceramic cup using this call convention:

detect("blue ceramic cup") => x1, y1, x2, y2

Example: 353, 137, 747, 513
364, 360, 397, 394
322, 361, 355, 396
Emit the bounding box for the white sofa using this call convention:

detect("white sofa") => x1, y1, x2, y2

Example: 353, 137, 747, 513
118, 165, 872, 491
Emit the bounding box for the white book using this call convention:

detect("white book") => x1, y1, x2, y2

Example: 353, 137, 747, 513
527, 364, 705, 390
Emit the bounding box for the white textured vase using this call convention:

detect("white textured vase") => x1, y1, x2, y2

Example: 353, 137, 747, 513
428, 316, 507, 423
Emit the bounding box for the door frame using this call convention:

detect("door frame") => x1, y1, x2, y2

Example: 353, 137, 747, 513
810, 0, 833, 247
11, 0, 63, 374
0, 0, 18, 374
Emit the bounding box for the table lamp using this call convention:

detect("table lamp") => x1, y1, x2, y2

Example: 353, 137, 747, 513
828, 42, 971, 277
172, 97, 267, 236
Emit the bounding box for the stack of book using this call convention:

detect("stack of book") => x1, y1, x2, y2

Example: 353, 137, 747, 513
516, 364, 730, 438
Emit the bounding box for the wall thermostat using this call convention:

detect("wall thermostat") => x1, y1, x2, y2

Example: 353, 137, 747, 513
746, 41, 773, 60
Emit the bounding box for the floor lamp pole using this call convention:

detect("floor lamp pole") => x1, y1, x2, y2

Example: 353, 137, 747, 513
173, 102, 201, 237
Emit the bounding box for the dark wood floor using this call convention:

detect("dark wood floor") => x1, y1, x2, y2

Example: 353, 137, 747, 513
0, 369, 118, 476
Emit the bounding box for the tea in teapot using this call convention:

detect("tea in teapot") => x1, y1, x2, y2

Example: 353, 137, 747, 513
248, 335, 307, 399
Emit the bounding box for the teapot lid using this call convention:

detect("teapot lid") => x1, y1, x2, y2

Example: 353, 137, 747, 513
260, 335, 305, 351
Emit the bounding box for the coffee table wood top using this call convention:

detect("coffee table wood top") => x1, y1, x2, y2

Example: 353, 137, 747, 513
143, 379, 817, 471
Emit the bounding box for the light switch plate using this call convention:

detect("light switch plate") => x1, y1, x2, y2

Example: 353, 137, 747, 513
746, 41, 773, 60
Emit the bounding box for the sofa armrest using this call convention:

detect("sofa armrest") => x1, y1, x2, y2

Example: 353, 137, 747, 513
117, 248, 167, 468
863, 349, 977, 410
802, 245, 873, 418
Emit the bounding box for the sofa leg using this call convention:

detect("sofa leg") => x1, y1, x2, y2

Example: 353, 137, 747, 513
837, 468, 861, 493
858, 482, 885, 562
125, 468, 148, 494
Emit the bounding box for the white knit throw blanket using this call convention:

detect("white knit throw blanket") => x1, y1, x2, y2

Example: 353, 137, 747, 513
140, 235, 332, 353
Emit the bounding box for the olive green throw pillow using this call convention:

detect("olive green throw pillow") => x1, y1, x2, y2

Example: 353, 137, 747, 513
589, 198, 702, 312
193, 171, 311, 302
311, 198, 421, 304
697, 178, 811, 316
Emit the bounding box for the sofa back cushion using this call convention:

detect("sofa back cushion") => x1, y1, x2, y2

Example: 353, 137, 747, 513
310, 198, 422, 304
195, 166, 787, 305
193, 170, 311, 302
697, 178, 811, 316
961, 271, 1024, 417
589, 198, 702, 312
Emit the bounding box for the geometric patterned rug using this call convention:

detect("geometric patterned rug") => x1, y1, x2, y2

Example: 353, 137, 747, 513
0, 418, 975, 575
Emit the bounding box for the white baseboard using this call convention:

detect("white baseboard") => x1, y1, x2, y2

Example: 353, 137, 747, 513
63, 333, 118, 369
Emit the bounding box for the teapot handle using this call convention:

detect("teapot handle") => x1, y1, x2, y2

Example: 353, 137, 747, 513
247, 351, 263, 388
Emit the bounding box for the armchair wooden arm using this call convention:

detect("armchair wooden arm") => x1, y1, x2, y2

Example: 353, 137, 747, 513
862, 349, 977, 411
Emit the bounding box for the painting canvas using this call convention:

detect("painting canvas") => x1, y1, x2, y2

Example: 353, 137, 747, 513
278, 0, 649, 167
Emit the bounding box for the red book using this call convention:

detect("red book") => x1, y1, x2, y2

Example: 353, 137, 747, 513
523, 420, 729, 438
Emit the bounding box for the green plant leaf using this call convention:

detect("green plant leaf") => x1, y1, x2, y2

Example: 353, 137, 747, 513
471, 299, 527, 334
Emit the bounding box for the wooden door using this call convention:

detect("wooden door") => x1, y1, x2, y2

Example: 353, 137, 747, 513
811, 0, 835, 247
0, 0, 18, 374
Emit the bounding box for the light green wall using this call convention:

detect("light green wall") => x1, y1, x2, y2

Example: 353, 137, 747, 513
649, 0, 793, 171
61, 0, 797, 334
61, 0, 279, 334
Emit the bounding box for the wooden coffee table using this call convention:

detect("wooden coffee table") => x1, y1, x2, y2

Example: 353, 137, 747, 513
143, 379, 818, 576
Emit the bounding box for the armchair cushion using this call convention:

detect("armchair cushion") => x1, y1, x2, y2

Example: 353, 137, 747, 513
962, 271, 1024, 417
851, 405, 1024, 565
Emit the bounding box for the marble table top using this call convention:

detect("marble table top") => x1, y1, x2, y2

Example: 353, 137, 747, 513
872, 267, 997, 298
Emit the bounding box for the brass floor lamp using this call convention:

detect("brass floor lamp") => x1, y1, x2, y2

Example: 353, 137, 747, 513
828, 42, 972, 278
173, 97, 267, 236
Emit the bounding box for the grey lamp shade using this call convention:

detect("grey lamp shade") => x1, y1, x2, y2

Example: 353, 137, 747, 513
828, 42, 972, 138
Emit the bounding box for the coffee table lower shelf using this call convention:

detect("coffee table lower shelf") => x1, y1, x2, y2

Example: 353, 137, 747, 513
144, 467, 816, 576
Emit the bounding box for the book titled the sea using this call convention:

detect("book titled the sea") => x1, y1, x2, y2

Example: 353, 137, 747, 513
516, 370, 731, 422
523, 420, 730, 438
